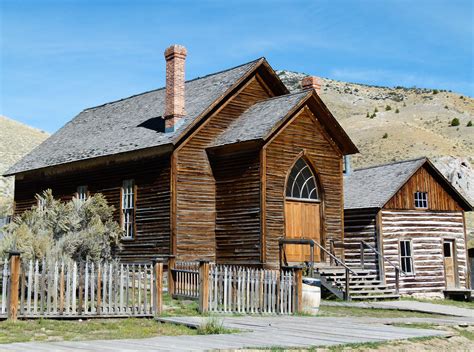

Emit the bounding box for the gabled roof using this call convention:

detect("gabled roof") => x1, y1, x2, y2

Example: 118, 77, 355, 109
344, 157, 473, 211
211, 91, 310, 148
210, 90, 359, 154
6, 59, 269, 176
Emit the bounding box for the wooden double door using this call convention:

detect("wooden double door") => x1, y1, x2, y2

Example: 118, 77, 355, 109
284, 200, 321, 263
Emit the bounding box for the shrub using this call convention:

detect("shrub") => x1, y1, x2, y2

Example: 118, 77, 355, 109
366, 112, 370, 118
382, 133, 388, 139
197, 317, 234, 335
395, 108, 400, 113
444, 105, 449, 109
432, 89, 439, 94
370, 113, 376, 118
467, 121, 473, 127
385, 105, 392, 111
0, 190, 122, 262
450, 118, 460, 127
374, 107, 378, 113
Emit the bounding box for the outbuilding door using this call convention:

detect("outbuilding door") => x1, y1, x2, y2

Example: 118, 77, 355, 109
443, 240, 456, 289
284, 158, 322, 263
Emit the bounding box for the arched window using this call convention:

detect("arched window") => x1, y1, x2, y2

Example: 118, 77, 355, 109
286, 158, 319, 200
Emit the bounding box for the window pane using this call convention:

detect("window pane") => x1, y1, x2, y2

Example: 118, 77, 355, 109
443, 242, 452, 257
286, 158, 319, 200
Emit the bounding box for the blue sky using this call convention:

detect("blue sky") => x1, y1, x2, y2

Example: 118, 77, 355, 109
1, 0, 473, 133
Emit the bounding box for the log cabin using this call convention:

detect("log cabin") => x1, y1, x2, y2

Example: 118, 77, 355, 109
344, 157, 472, 298
5, 45, 358, 268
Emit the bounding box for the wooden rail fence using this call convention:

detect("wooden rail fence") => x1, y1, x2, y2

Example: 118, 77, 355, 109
0, 252, 164, 320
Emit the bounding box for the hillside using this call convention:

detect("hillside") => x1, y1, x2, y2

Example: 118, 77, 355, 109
278, 71, 474, 244
0, 115, 49, 216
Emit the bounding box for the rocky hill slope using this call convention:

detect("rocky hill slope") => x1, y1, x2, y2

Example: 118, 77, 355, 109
0, 115, 49, 216
278, 71, 474, 244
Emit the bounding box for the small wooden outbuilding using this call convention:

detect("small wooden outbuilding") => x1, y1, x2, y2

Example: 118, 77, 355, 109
344, 157, 472, 297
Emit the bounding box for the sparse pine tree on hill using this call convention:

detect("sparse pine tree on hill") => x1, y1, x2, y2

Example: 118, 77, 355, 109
432, 89, 439, 94
395, 108, 400, 113
467, 121, 473, 127
374, 107, 378, 113
382, 133, 388, 139
385, 105, 391, 111
366, 112, 370, 118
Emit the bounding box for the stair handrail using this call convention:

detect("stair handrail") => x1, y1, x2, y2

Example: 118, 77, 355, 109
279, 238, 357, 276
361, 240, 406, 295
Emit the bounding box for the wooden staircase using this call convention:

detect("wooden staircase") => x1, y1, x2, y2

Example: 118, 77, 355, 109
313, 266, 400, 301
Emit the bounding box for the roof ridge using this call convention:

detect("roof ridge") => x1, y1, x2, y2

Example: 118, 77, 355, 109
352, 157, 427, 172
83, 57, 264, 112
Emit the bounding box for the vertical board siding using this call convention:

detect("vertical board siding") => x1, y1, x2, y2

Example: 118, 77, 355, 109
344, 209, 380, 274
384, 166, 462, 211
14, 156, 171, 263
175, 75, 272, 262
212, 150, 261, 264
381, 210, 467, 296
264, 108, 344, 268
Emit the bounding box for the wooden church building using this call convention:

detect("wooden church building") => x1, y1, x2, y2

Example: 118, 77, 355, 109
6, 45, 358, 267
344, 157, 472, 297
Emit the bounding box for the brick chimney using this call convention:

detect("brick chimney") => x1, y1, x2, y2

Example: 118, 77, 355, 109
164, 44, 187, 132
301, 76, 321, 95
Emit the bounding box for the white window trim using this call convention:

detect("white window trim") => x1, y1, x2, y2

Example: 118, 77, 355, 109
399, 240, 415, 275
414, 191, 428, 209
121, 179, 135, 239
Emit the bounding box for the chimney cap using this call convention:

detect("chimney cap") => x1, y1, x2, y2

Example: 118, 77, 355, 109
164, 44, 187, 60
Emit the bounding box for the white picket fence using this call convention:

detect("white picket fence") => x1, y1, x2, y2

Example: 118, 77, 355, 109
0, 259, 8, 316
208, 266, 297, 314
1, 259, 157, 318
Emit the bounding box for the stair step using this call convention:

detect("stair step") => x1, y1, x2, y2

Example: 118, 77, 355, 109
349, 289, 395, 295
351, 294, 401, 301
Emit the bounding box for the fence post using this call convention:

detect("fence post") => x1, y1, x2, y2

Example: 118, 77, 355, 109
344, 267, 350, 301
167, 256, 176, 296
198, 260, 210, 313
7, 251, 21, 321
395, 267, 400, 295
152, 259, 163, 316
294, 266, 303, 314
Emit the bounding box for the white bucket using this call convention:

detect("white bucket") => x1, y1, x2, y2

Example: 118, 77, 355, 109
302, 278, 321, 315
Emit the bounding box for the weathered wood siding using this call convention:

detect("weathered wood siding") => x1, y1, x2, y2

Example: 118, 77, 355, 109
381, 210, 467, 296
264, 107, 344, 268
385, 165, 462, 211
211, 149, 261, 264
174, 75, 272, 261
343, 208, 380, 274
14, 156, 171, 263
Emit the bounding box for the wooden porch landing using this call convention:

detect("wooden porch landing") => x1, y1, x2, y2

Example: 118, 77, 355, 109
1, 316, 448, 351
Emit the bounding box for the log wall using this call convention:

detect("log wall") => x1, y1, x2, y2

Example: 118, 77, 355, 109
211, 149, 262, 264
14, 156, 171, 263
343, 208, 380, 275
174, 75, 273, 261
264, 107, 344, 268
381, 210, 468, 297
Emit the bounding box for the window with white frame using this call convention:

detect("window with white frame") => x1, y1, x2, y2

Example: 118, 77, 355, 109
77, 185, 88, 201
414, 191, 428, 209
121, 180, 135, 239
400, 240, 414, 274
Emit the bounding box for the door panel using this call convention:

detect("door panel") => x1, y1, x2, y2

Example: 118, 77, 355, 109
284, 201, 321, 262
443, 240, 456, 289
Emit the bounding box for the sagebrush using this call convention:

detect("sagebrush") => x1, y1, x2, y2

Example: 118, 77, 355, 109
0, 190, 122, 262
